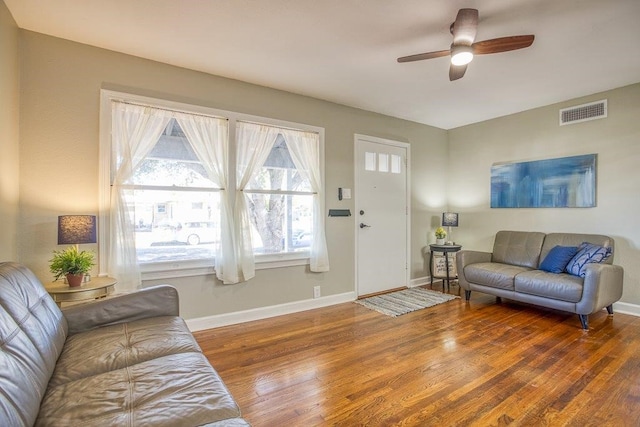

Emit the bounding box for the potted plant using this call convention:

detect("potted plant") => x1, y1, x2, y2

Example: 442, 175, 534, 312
49, 246, 95, 287
435, 227, 447, 245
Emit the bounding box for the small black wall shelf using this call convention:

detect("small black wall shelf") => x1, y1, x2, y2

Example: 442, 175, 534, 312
328, 209, 351, 217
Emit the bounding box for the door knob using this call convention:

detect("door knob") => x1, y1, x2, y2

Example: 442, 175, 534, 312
359, 223, 371, 229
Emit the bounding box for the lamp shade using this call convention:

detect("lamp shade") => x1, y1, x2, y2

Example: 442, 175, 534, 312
442, 212, 459, 227
58, 215, 97, 245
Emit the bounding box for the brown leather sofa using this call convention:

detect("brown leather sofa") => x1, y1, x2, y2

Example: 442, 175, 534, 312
457, 231, 624, 329
0, 262, 249, 426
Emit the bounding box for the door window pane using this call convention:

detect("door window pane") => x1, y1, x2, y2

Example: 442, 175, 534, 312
391, 154, 402, 174
378, 153, 389, 172
365, 152, 376, 171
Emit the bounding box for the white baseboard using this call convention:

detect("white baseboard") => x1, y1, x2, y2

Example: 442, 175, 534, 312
186, 291, 357, 332
409, 276, 430, 287
185, 288, 639, 332
613, 301, 640, 317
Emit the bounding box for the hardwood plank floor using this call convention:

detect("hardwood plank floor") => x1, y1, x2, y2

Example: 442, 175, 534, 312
194, 284, 640, 426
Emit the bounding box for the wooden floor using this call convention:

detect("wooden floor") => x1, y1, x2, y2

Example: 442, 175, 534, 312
194, 283, 640, 426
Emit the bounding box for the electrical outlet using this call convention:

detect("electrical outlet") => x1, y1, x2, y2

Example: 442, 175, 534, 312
313, 286, 321, 299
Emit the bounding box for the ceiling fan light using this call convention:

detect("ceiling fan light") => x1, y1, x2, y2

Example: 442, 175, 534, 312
451, 45, 473, 66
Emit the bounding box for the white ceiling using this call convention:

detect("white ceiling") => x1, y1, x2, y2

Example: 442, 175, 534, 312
5, 0, 640, 129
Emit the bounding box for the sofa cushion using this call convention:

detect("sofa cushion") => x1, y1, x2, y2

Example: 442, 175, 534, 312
492, 231, 546, 268
36, 352, 243, 427
49, 316, 202, 387
566, 243, 612, 277
0, 263, 67, 373
0, 262, 68, 426
0, 305, 52, 426
515, 270, 584, 303
464, 262, 532, 290
540, 233, 614, 265
539, 245, 579, 273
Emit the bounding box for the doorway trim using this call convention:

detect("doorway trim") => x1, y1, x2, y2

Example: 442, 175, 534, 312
354, 134, 411, 296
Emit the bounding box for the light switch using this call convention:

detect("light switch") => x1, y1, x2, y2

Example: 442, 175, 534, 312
342, 188, 351, 199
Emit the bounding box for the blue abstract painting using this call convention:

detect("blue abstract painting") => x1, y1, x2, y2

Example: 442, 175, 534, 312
491, 154, 596, 208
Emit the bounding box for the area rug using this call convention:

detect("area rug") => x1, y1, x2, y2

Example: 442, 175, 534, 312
355, 287, 459, 317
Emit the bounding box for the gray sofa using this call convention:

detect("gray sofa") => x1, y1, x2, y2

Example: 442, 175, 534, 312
0, 262, 249, 426
457, 231, 624, 329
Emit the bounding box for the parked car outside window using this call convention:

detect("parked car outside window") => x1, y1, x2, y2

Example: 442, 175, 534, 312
151, 221, 219, 246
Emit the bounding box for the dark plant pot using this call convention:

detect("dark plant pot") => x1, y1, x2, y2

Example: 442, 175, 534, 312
66, 273, 84, 287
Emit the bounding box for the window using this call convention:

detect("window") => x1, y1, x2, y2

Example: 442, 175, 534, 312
99, 91, 327, 285
131, 118, 222, 264
241, 131, 314, 255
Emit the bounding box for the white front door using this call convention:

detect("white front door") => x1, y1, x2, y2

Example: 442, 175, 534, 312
355, 135, 409, 296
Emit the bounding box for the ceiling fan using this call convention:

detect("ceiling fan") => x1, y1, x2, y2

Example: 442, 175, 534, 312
397, 8, 534, 81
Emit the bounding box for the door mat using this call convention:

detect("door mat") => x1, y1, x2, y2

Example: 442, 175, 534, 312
355, 287, 459, 317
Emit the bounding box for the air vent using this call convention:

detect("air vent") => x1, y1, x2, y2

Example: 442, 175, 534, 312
559, 100, 607, 126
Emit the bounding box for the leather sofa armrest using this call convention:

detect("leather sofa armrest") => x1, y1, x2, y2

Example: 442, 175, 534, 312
576, 263, 624, 315
456, 250, 492, 290
62, 285, 180, 335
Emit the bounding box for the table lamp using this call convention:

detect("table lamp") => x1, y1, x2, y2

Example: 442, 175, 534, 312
442, 212, 459, 244
58, 215, 97, 282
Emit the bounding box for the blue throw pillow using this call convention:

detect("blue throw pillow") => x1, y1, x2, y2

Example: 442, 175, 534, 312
539, 245, 579, 274
565, 242, 612, 277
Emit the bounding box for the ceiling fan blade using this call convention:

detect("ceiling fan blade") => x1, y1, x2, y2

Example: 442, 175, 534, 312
449, 64, 467, 81
472, 35, 535, 55
451, 8, 478, 45
397, 49, 450, 63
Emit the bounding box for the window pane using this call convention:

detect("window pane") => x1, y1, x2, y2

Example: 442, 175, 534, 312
365, 152, 376, 171
246, 134, 312, 192
134, 189, 221, 263
391, 154, 402, 174
129, 119, 218, 188
247, 193, 313, 254
378, 153, 389, 172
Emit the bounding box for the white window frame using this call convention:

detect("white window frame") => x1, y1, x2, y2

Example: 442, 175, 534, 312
99, 90, 325, 280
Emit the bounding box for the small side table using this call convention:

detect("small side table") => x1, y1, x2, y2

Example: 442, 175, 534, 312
429, 244, 462, 291
46, 276, 117, 307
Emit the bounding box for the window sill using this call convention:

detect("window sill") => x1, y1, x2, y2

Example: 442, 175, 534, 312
255, 252, 310, 270
140, 253, 310, 281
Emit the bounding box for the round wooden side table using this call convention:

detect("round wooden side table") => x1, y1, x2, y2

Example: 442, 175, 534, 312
46, 276, 117, 307
429, 244, 462, 291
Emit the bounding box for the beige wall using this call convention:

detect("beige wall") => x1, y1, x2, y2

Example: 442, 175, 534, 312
448, 83, 640, 305
0, 0, 19, 262
15, 26, 639, 319
17, 31, 448, 319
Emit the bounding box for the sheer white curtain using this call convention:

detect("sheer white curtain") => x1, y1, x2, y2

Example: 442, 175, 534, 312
235, 122, 280, 281
110, 102, 171, 291
281, 129, 330, 272
174, 113, 239, 284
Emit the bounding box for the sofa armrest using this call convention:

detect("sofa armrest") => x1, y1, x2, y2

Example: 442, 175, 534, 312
456, 250, 493, 290
576, 263, 624, 315
62, 285, 180, 335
